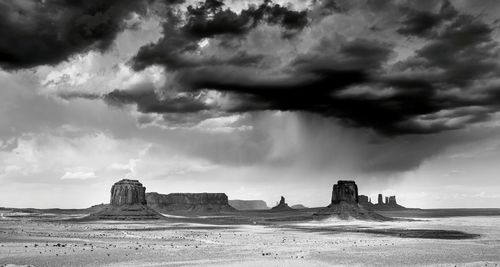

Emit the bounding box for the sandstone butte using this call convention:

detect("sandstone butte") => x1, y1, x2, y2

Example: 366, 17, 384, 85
314, 180, 390, 221
88, 179, 164, 220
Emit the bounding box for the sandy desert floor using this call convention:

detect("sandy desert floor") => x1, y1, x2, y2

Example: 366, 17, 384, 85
1, 211, 500, 267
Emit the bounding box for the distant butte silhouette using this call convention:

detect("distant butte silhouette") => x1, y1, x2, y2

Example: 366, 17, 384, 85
270, 196, 295, 211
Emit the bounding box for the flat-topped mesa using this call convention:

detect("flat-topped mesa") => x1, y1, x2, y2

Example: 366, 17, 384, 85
110, 179, 146, 206
331, 180, 358, 204
146, 192, 236, 213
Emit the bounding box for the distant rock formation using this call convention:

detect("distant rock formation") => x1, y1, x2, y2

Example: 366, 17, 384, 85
331, 180, 358, 204
291, 204, 308, 209
314, 180, 390, 221
229, 200, 269, 210
359, 193, 406, 210
270, 196, 294, 211
89, 179, 163, 220
146, 192, 236, 213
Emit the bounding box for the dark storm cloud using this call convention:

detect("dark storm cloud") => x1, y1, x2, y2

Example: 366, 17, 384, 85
39, 0, 500, 136
58, 91, 101, 101
398, 0, 500, 88
129, 36, 440, 135
0, 0, 155, 70
292, 38, 394, 72
58, 83, 210, 115
104, 84, 210, 114
183, 0, 308, 37
397, 0, 457, 37
131, 0, 308, 70
125, 0, 500, 136
183, 0, 308, 36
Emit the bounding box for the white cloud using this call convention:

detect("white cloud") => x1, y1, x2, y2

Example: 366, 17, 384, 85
194, 114, 252, 133
61, 171, 97, 180
37, 16, 164, 97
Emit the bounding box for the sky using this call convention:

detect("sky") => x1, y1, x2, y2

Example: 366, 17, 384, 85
1, 0, 500, 209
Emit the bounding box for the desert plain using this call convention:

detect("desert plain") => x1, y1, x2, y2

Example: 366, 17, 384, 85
1, 208, 500, 267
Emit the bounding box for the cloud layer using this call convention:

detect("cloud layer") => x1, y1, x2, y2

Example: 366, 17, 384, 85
0, 0, 154, 69
2, 1, 500, 209
2, 0, 495, 136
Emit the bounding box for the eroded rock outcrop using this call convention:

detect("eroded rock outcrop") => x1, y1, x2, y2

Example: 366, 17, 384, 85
146, 192, 236, 213
229, 200, 269, 210
89, 179, 163, 220
359, 193, 406, 210
314, 180, 390, 221
270, 196, 294, 211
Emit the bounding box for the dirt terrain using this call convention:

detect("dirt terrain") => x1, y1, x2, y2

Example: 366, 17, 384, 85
1, 208, 500, 266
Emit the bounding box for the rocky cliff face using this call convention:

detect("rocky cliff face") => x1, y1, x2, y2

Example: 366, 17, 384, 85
146, 192, 235, 213
89, 179, 163, 220
110, 179, 146, 206
228, 200, 269, 210
331, 180, 358, 204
